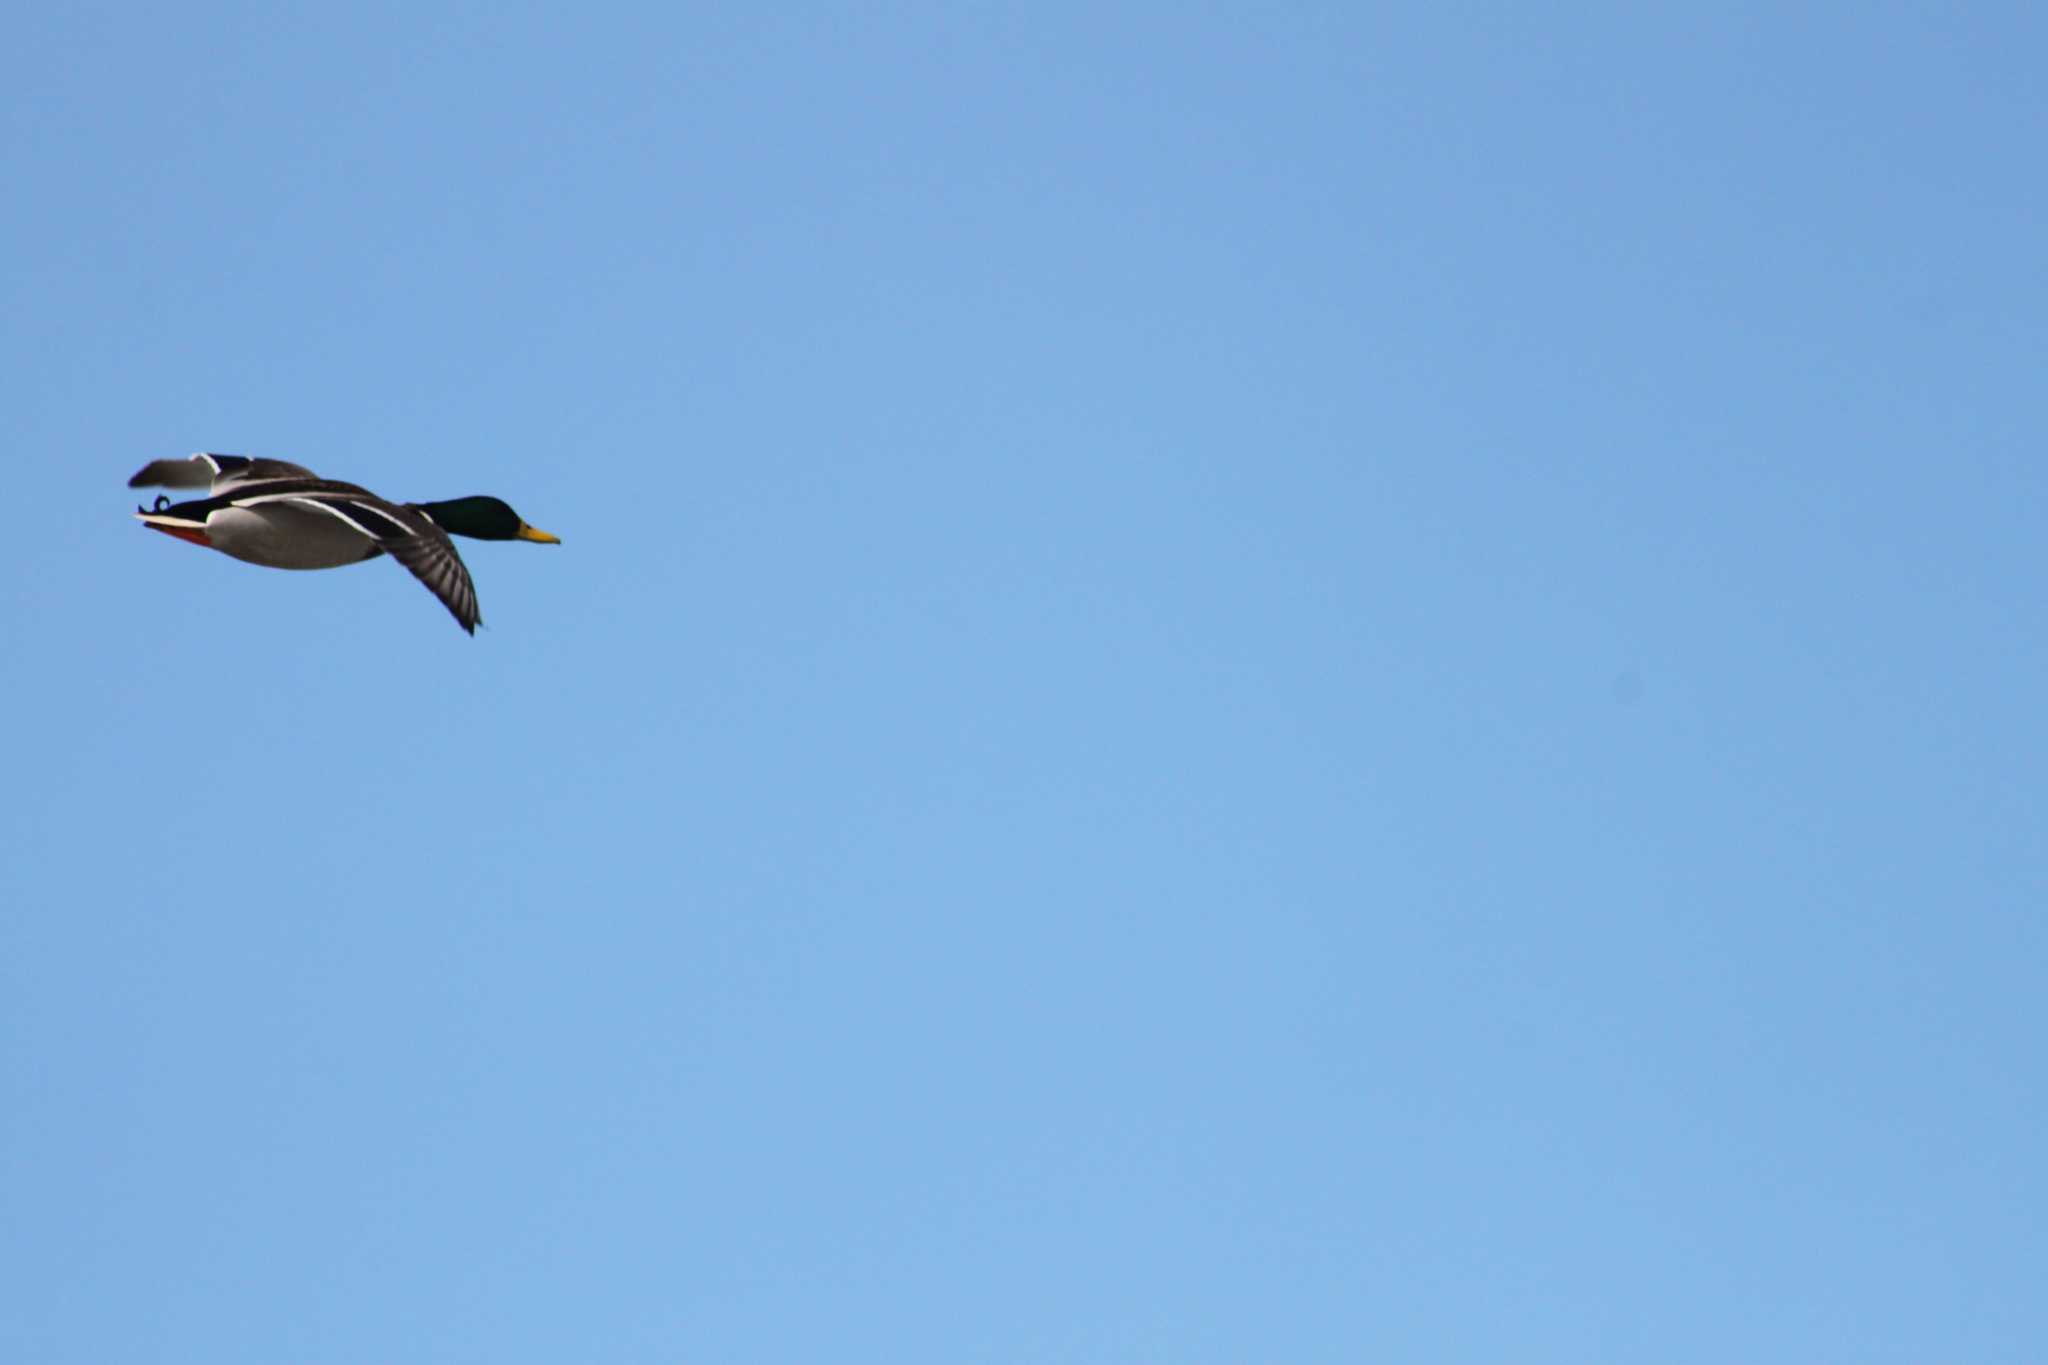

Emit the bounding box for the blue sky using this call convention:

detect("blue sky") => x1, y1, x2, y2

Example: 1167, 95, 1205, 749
4, 3, 2044, 1360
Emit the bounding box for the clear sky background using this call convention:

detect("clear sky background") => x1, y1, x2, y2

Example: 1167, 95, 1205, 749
3, 4, 2043, 1360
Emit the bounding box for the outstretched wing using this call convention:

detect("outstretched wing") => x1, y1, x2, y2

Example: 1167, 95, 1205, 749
215, 485, 483, 633
129, 452, 320, 492
382, 522, 483, 635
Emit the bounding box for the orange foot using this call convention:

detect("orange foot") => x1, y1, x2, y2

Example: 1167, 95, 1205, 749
145, 523, 213, 548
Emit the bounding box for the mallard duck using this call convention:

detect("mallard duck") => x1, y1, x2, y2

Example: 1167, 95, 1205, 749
131, 452, 559, 634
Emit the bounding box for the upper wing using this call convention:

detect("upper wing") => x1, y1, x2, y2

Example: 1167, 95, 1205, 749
128, 452, 320, 492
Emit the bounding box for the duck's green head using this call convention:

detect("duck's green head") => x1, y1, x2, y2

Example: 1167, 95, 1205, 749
419, 496, 561, 544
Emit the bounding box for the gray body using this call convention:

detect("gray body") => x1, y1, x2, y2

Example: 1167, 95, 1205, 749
202, 503, 386, 570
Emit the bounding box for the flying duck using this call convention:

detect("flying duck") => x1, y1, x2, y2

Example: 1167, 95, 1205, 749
130, 452, 559, 634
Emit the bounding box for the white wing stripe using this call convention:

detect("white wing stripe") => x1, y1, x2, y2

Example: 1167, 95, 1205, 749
229, 493, 422, 542
351, 500, 416, 535
282, 497, 381, 539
